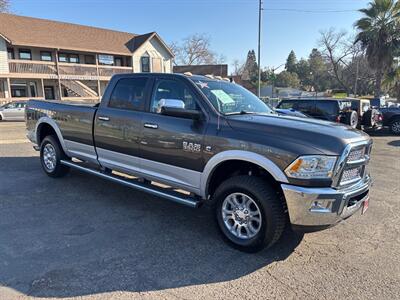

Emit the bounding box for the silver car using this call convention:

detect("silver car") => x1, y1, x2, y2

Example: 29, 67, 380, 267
0, 101, 27, 121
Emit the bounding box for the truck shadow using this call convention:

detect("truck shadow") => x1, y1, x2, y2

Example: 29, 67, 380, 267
0, 156, 303, 298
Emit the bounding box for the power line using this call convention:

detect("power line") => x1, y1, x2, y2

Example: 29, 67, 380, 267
263, 8, 358, 13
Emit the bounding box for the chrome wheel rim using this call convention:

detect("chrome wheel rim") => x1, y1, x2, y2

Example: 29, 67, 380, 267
221, 192, 262, 240
392, 121, 400, 133
43, 143, 57, 171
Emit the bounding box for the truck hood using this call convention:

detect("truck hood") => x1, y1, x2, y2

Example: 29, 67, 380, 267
226, 114, 370, 155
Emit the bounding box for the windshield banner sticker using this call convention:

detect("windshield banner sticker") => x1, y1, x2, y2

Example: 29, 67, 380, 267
210, 90, 235, 104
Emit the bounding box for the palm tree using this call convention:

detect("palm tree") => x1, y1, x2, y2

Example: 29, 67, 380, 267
384, 64, 400, 99
355, 0, 400, 98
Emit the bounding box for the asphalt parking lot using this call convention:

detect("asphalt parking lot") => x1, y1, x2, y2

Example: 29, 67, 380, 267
0, 121, 399, 300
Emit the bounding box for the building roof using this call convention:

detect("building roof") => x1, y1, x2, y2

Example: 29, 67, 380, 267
173, 64, 228, 77
0, 13, 172, 56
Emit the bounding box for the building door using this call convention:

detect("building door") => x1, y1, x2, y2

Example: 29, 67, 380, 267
44, 86, 55, 100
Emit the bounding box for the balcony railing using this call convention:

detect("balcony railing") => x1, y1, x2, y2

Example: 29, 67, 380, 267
8, 60, 133, 79
98, 65, 132, 77
58, 63, 98, 77
8, 60, 57, 75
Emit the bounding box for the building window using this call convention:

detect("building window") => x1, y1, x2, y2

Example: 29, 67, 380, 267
114, 57, 123, 66
98, 54, 114, 65
85, 55, 95, 65
19, 49, 32, 60
7, 48, 15, 60
69, 54, 79, 64
141, 56, 150, 72
40, 51, 52, 61
11, 84, 27, 97
59, 53, 80, 63
58, 53, 68, 63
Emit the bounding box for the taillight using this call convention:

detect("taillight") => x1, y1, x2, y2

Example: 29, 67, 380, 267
336, 115, 341, 122
378, 115, 383, 121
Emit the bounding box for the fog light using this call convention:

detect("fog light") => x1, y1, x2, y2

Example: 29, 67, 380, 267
310, 200, 333, 213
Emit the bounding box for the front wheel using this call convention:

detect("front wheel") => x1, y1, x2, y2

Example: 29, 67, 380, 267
40, 135, 70, 177
214, 176, 286, 253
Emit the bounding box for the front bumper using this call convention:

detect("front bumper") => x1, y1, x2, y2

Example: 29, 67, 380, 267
281, 175, 371, 232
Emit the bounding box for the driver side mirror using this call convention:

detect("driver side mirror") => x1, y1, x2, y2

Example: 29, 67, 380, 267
158, 99, 202, 120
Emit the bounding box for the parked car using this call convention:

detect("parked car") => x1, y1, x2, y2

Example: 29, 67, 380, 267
25, 73, 372, 252
380, 107, 400, 135
0, 101, 27, 121
277, 98, 359, 127
274, 108, 309, 118
277, 98, 375, 129
349, 99, 382, 130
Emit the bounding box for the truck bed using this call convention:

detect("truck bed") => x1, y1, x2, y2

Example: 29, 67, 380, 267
26, 99, 98, 146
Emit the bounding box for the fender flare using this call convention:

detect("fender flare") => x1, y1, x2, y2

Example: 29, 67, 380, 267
35, 117, 69, 155
200, 150, 289, 198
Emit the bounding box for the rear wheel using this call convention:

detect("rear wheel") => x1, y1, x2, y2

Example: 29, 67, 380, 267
214, 176, 286, 253
40, 135, 70, 177
390, 118, 400, 135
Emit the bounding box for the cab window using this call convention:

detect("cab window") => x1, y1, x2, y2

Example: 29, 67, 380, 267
150, 79, 199, 113
108, 78, 148, 111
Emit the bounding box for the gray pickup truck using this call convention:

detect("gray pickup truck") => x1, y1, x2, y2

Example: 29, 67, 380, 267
26, 73, 372, 252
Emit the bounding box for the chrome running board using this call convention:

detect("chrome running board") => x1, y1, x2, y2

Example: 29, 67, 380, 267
60, 160, 201, 208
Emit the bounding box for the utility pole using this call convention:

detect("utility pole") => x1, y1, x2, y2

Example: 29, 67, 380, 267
354, 57, 360, 97
257, 0, 263, 98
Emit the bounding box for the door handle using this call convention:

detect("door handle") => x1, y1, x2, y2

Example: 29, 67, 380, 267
144, 123, 158, 129
98, 116, 110, 121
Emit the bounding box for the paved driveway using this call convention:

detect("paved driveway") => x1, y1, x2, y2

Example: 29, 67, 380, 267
0, 122, 399, 300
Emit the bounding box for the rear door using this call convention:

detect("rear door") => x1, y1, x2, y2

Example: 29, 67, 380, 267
94, 76, 151, 173
138, 76, 207, 192
15, 102, 26, 120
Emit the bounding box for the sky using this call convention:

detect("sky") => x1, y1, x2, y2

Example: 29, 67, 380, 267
9, 0, 371, 72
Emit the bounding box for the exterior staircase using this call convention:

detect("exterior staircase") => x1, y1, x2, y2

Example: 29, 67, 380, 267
61, 80, 98, 98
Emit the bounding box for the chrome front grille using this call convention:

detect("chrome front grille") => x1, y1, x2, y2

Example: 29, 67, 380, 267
333, 141, 372, 187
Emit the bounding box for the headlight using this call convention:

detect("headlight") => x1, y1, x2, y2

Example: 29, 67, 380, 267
285, 155, 337, 179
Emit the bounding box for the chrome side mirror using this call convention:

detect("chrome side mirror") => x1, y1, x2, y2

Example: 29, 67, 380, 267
157, 99, 185, 113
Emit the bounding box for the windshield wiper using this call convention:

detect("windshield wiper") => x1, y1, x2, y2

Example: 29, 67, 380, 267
225, 110, 256, 116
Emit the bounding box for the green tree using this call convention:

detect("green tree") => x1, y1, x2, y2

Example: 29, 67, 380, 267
295, 59, 312, 88
355, 0, 400, 98
309, 48, 330, 92
384, 63, 400, 99
285, 50, 297, 73
242, 50, 258, 82
275, 71, 300, 88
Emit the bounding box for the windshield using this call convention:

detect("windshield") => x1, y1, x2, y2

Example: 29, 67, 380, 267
193, 79, 273, 115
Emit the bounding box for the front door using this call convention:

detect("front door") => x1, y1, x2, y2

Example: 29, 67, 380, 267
44, 86, 55, 100
2, 102, 19, 119
139, 77, 207, 192
94, 76, 151, 174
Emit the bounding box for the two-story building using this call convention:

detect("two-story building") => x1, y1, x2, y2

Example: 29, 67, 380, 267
0, 13, 174, 103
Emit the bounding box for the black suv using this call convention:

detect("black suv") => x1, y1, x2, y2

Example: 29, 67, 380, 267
277, 98, 363, 128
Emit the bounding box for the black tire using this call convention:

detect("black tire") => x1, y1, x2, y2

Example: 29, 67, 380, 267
40, 135, 70, 177
344, 111, 358, 128
390, 118, 400, 135
213, 176, 286, 253
362, 109, 378, 127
